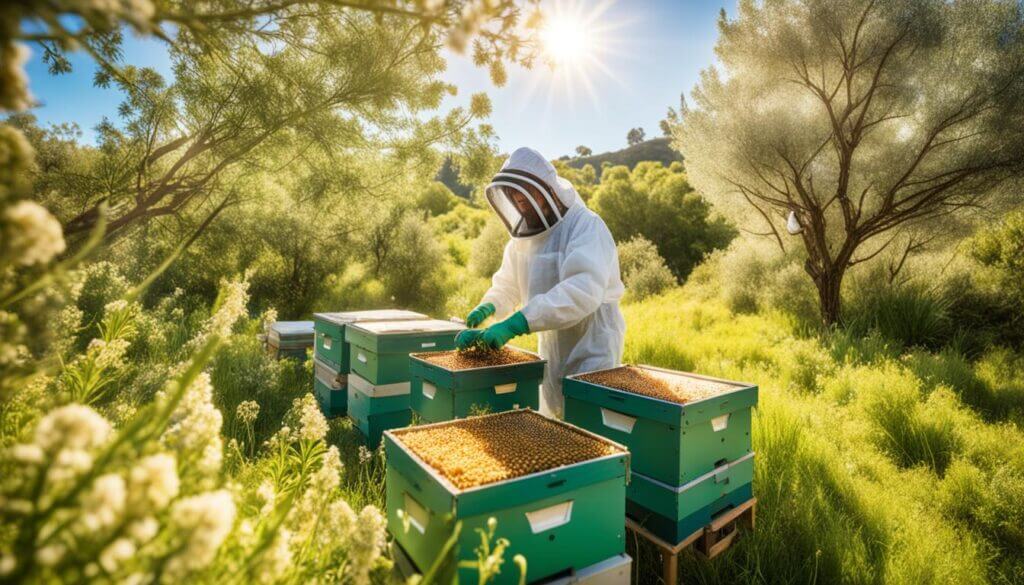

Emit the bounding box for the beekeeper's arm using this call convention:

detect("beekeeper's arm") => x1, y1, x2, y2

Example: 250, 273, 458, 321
479, 240, 521, 321
521, 221, 614, 332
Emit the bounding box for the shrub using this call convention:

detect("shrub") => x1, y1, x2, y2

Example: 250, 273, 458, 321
468, 216, 508, 279
844, 270, 952, 349
591, 162, 735, 280
617, 236, 676, 301
415, 181, 459, 216
380, 213, 447, 313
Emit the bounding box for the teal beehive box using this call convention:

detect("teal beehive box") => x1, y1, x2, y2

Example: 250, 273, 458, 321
313, 310, 426, 371
408, 347, 545, 423
313, 355, 347, 417
563, 365, 757, 486
345, 319, 464, 385
385, 410, 629, 585
626, 453, 754, 543
347, 372, 414, 449
267, 320, 314, 361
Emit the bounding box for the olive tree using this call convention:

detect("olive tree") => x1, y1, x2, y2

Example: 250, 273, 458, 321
674, 0, 1024, 325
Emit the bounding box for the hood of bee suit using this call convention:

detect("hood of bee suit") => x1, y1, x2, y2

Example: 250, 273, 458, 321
484, 147, 580, 239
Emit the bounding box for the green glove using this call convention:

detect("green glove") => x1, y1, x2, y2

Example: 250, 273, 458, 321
455, 329, 485, 350
465, 303, 495, 328
480, 312, 530, 350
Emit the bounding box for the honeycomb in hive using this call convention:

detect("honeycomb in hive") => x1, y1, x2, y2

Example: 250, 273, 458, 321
576, 366, 738, 405
417, 347, 539, 371
393, 410, 623, 490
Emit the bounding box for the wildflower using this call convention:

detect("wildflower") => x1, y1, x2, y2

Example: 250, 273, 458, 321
10, 443, 43, 464
254, 527, 292, 584
294, 394, 328, 442
0, 43, 32, 112
128, 454, 179, 512
165, 490, 236, 578
347, 506, 386, 585
318, 498, 357, 547
162, 372, 223, 477
35, 544, 65, 567
128, 517, 159, 542
260, 307, 278, 335
0, 554, 15, 576
34, 403, 111, 453
99, 537, 136, 573
236, 400, 260, 425
358, 445, 373, 464
80, 473, 126, 532
3, 200, 66, 266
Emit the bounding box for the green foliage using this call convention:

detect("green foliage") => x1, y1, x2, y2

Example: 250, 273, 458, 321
616, 236, 675, 301
592, 162, 735, 280
844, 273, 952, 350
380, 213, 448, 314
564, 137, 682, 181
417, 182, 460, 216
468, 216, 509, 279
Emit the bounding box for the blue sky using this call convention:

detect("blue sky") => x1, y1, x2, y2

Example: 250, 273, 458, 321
23, 0, 733, 158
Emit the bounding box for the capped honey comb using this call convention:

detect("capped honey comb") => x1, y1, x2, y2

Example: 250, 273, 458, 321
576, 366, 738, 405
393, 410, 623, 490
416, 347, 539, 371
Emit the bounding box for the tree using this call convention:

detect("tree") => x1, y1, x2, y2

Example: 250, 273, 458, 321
626, 127, 645, 146
592, 162, 735, 279
575, 145, 593, 157
675, 0, 1024, 325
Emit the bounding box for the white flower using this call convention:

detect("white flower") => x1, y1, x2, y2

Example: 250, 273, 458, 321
254, 528, 292, 584
99, 537, 136, 573
3, 200, 66, 266
165, 490, 236, 578
347, 506, 386, 585
128, 517, 160, 542
236, 400, 260, 425
128, 454, 180, 512
162, 372, 223, 477
0, 43, 33, 112
35, 544, 65, 567
10, 443, 43, 464
0, 554, 15, 576
294, 394, 328, 442
80, 473, 126, 532
34, 404, 112, 453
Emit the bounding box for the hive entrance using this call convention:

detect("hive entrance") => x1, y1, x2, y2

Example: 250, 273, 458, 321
393, 410, 622, 490
576, 366, 739, 405
418, 347, 539, 371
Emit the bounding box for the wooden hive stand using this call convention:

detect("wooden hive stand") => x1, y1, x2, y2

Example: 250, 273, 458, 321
625, 497, 757, 585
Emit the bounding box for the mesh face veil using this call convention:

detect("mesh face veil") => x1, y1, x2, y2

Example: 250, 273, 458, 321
484, 168, 567, 238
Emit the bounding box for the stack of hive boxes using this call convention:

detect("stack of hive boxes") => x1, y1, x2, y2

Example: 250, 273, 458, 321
345, 319, 463, 448
312, 310, 426, 418
384, 410, 632, 585
408, 347, 545, 423
266, 321, 315, 361
563, 365, 757, 544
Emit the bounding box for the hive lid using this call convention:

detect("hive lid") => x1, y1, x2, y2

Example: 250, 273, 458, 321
410, 346, 544, 372
351, 319, 464, 335
313, 309, 427, 326
268, 321, 315, 338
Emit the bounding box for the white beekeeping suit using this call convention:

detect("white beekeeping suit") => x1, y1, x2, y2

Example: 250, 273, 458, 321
480, 147, 626, 417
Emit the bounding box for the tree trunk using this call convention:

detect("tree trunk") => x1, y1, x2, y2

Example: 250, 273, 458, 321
813, 267, 844, 327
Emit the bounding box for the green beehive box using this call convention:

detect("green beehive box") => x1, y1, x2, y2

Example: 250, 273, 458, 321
408, 348, 545, 423
384, 410, 630, 585
626, 453, 754, 544
314, 356, 347, 417
347, 372, 413, 449
346, 319, 464, 385
563, 365, 757, 486
313, 310, 427, 372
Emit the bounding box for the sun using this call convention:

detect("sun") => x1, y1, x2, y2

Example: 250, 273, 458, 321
541, 15, 592, 66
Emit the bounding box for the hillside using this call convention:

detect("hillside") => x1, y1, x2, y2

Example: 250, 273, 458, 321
564, 137, 683, 179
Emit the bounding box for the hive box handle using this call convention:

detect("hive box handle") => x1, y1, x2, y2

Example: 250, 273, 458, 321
422, 382, 437, 400
357, 352, 368, 364
525, 500, 573, 534
421, 342, 436, 348
494, 382, 516, 395
322, 335, 332, 350
711, 414, 730, 432
402, 492, 429, 534
600, 408, 636, 434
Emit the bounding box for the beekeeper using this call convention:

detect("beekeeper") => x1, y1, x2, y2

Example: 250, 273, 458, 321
456, 147, 626, 418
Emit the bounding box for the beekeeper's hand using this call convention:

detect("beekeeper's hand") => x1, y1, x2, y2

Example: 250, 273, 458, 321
455, 329, 485, 350
480, 312, 530, 350
465, 303, 495, 328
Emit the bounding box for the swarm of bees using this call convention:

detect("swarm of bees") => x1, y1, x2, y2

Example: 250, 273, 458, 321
418, 347, 539, 371
394, 410, 623, 490
577, 366, 736, 405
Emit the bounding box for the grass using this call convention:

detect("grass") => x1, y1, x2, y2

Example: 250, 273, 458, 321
215, 287, 1024, 585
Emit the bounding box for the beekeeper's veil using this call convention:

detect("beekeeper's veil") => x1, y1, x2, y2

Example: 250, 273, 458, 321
485, 147, 579, 239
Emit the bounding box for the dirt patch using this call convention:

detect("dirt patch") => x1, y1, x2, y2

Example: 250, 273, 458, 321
576, 366, 738, 405
417, 347, 539, 371
394, 410, 622, 490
